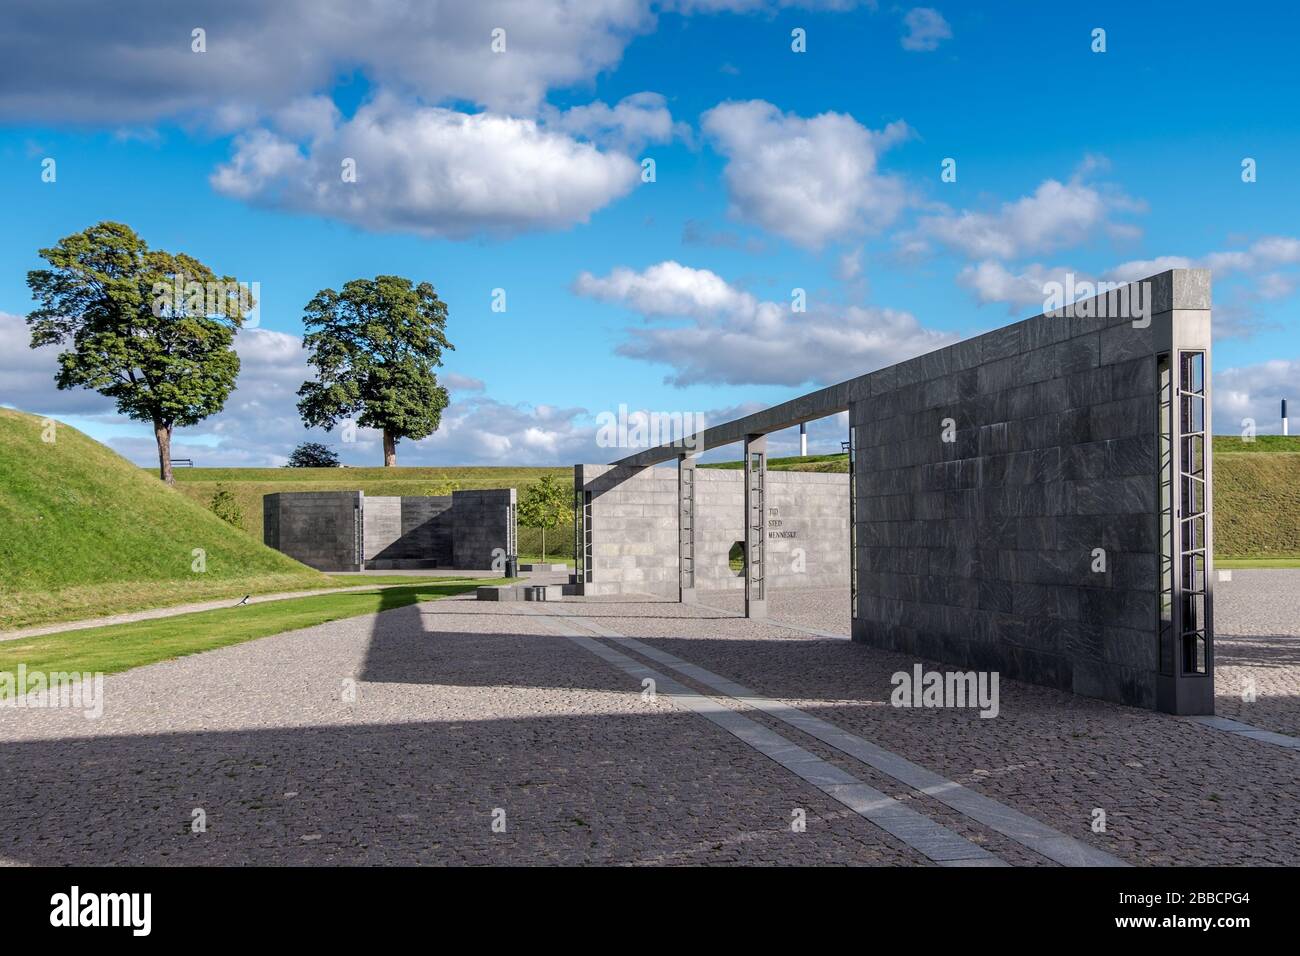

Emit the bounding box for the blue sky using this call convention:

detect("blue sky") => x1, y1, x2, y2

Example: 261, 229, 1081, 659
1, 1, 1297, 466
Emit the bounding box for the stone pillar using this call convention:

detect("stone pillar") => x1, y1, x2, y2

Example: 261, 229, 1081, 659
744, 434, 767, 619
678, 454, 697, 603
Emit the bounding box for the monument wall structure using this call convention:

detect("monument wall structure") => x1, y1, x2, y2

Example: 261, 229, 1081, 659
587, 270, 1214, 714
264, 488, 515, 573
572, 466, 849, 596
849, 271, 1212, 714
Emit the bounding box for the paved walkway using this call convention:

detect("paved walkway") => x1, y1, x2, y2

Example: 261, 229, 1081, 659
0, 572, 1295, 865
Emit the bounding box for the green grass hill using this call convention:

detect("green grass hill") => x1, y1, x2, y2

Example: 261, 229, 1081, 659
1212, 437, 1300, 557
0, 408, 331, 630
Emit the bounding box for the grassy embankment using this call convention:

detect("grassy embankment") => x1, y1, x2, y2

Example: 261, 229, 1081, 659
0, 408, 339, 630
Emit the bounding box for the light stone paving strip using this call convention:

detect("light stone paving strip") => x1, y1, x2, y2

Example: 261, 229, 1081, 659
530, 611, 1004, 866
540, 605, 1128, 868
1186, 716, 1300, 751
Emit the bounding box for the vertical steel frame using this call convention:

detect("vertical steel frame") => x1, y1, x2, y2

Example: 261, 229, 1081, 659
1157, 346, 1215, 715
678, 454, 697, 603
744, 434, 767, 619
849, 425, 858, 619
572, 466, 594, 587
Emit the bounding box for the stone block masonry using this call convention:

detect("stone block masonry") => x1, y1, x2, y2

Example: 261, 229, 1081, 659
452, 488, 516, 570
263, 491, 363, 572
264, 488, 514, 572
573, 465, 848, 597
849, 270, 1212, 712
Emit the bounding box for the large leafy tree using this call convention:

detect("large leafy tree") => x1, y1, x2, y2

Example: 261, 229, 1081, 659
26, 221, 253, 483
297, 275, 454, 467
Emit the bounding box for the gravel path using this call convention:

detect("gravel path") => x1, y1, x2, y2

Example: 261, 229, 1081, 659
1, 571, 1294, 866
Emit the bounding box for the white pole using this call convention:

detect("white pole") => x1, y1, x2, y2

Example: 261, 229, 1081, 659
1284, 399, 1290, 436
800, 422, 807, 456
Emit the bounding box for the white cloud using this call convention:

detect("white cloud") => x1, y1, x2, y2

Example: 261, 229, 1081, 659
1108, 236, 1300, 283
953, 236, 1300, 339
211, 95, 641, 238
836, 247, 865, 282
542, 91, 685, 153
900, 8, 952, 52
443, 373, 487, 392
1214, 359, 1300, 435
575, 261, 957, 386
956, 261, 1081, 312
701, 100, 911, 249
0, 0, 654, 122
910, 176, 1140, 261
0, 312, 116, 416
574, 260, 757, 318
1105, 237, 1300, 337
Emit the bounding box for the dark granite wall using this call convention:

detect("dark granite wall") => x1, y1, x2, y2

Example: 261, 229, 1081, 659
850, 271, 1211, 709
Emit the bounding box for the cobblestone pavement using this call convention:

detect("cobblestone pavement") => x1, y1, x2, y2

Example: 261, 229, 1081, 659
551, 575, 1299, 866
1209, 570, 1300, 738
0, 596, 921, 866
1, 572, 1294, 866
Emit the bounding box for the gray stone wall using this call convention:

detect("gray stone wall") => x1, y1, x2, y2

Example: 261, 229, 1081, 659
265, 490, 507, 571
695, 470, 849, 591
400, 496, 454, 565
362, 495, 453, 568
575, 464, 678, 596
362, 496, 402, 562
575, 464, 849, 596
263, 491, 362, 572
849, 272, 1211, 709
451, 488, 516, 570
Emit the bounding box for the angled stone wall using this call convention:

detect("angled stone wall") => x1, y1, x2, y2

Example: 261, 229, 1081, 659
849, 271, 1212, 711
400, 496, 454, 565
695, 470, 849, 591
363, 495, 454, 568
362, 496, 402, 562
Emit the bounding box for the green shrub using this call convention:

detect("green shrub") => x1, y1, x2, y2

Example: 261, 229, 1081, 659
209, 484, 244, 528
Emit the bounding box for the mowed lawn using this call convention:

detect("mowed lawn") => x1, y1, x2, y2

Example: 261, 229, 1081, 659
0, 578, 501, 695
